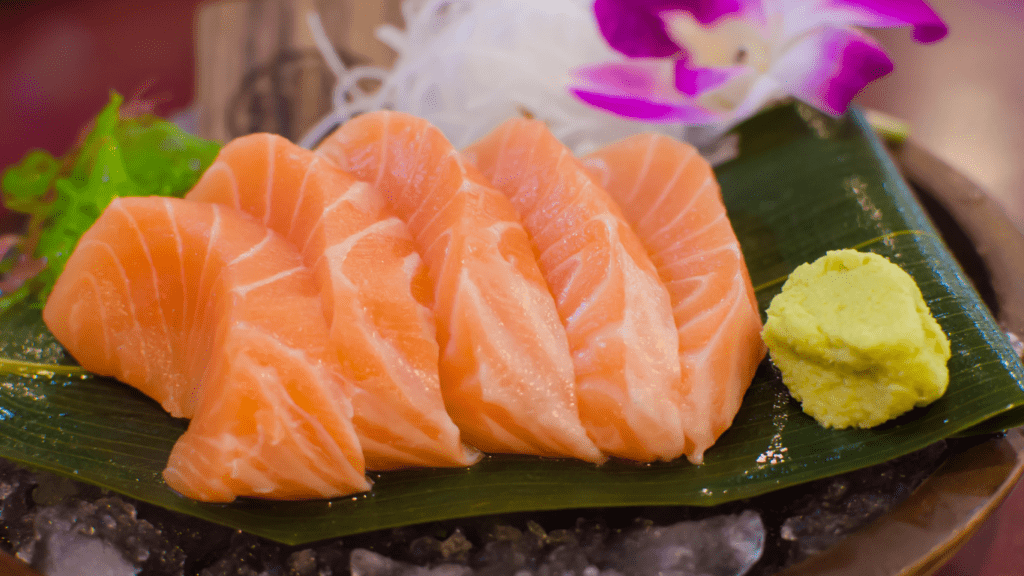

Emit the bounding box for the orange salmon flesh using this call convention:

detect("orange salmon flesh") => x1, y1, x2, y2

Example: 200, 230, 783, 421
43, 114, 765, 502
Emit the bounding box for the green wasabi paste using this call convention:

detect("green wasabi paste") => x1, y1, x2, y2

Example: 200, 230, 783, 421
762, 249, 951, 428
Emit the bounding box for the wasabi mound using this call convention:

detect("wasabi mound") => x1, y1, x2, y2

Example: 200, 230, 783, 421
762, 249, 951, 428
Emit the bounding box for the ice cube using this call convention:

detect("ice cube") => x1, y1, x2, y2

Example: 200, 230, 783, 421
350, 548, 473, 576
39, 520, 139, 576
606, 510, 764, 576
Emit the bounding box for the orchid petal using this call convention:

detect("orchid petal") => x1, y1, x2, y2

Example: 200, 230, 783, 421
721, 73, 787, 125
571, 88, 721, 123
570, 61, 721, 123
593, 0, 766, 57
593, 0, 679, 58
820, 0, 948, 42
573, 60, 677, 97
770, 26, 893, 115
668, 0, 758, 24
778, 0, 947, 43
674, 59, 748, 96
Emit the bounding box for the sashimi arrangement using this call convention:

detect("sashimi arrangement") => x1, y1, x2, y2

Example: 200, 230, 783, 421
186, 133, 478, 471
581, 133, 767, 462
3, 95, 1024, 547
44, 197, 369, 502
6, 0, 1024, 553
317, 113, 604, 462
40, 110, 765, 502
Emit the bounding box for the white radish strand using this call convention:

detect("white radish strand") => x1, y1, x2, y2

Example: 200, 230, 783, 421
301, 0, 683, 154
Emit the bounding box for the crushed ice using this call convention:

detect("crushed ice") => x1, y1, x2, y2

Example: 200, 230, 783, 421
1, 439, 953, 575
35, 519, 138, 576
350, 512, 764, 576
0, 459, 767, 576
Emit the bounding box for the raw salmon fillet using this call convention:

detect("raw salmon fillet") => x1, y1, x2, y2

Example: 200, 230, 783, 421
583, 134, 766, 464
465, 119, 685, 462
43, 196, 369, 502
187, 133, 479, 469
317, 111, 603, 463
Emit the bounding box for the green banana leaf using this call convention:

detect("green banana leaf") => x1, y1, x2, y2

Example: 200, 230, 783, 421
1, 103, 1022, 546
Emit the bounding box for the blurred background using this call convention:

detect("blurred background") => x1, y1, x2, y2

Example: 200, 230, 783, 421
1, 0, 203, 171
1, 0, 1022, 234
1, 0, 1022, 573
1, 0, 1022, 226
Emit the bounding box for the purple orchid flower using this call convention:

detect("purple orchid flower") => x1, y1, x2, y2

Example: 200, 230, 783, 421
571, 0, 947, 128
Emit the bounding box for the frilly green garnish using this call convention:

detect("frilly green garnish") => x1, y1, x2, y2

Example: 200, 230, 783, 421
1, 91, 221, 312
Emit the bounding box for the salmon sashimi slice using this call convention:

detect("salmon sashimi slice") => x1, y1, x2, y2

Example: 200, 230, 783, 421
317, 111, 604, 463
43, 196, 369, 502
583, 134, 766, 464
187, 133, 479, 469
465, 119, 685, 462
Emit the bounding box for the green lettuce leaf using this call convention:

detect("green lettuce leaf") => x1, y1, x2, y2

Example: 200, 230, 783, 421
0, 92, 220, 312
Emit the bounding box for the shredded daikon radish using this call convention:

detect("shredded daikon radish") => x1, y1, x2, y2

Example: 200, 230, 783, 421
301, 0, 683, 154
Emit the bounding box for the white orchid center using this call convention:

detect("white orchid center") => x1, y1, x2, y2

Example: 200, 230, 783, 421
658, 10, 783, 114
662, 10, 771, 72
